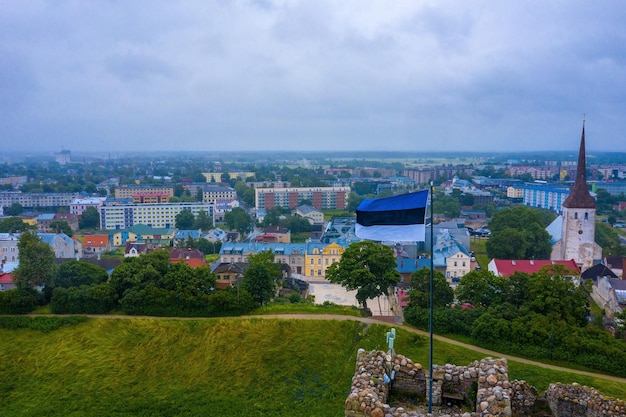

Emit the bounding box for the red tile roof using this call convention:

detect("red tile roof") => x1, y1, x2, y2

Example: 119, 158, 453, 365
83, 235, 110, 247
0, 273, 13, 284
171, 258, 208, 268
492, 259, 580, 277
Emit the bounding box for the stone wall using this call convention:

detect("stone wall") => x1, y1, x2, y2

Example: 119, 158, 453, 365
546, 382, 626, 417
344, 350, 626, 417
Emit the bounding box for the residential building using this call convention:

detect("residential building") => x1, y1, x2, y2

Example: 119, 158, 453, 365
38, 233, 77, 258
54, 150, 71, 165
110, 224, 176, 247
254, 226, 291, 243
591, 181, 626, 196
124, 242, 148, 257
520, 183, 570, 212
0, 271, 16, 291
99, 201, 213, 230
304, 242, 345, 279
114, 185, 174, 203
2, 230, 77, 260
202, 185, 237, 205
0, 233, 20, 263
70, 197, 106, 216
551, 123, 602, 271
488, 259, 580, 278
0, 176, 27, 188
53, 213, 79, 231
255, 186, 349, 211
202, 172, 255, 182
294, 205, 324, 225
83, 235, 111, 256
0, 192, 78, 209
432, 230, 473, 283
36, 213, 57, 233
212, 262, 246, 289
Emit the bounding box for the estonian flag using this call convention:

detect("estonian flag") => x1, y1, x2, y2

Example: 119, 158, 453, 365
355, 190, 428, 242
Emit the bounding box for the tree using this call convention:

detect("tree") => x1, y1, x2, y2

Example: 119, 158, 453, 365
193, 210, 212, 231
486, 206, 552, 260
347, 192, 364, 213
49, 220, 73, 237
79, 206, 100, 229
5, 202, 24, 216
525, 264, 590, 327
175, 209, 195, 229
242, 251, 280, 305
326, 241, 400, 313
486, 228, 527, 259
455, 269, 507, 307
12, 231, 58, 290
55, 260, 108, 288
224, 207, 252, 236
433, 194, 461, 219
407, 267, 454, 309
0, 216, 32, 233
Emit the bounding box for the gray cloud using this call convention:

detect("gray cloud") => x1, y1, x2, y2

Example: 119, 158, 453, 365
1, 0, 625, 153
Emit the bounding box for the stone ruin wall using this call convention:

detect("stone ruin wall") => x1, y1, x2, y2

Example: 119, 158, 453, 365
345, 349, 626, 417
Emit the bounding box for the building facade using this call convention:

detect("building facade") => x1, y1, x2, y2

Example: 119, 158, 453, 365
255, 186, 349, 211
114, 185, 174, 203
551, 123, 602, 271
99, 202, 213, 230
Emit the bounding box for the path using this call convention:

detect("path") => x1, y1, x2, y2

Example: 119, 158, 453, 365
77, 312, 626, 384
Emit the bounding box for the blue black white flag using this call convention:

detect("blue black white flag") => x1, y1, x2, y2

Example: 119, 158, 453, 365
355, 190, 428, 242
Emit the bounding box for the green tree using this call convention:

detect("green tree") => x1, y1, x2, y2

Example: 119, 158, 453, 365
524, 264, 590, 327
175, 209, 195, 229
12, 231, 58, 289
5, 202, 24, 216
326, 241, 400, 313
0, 216, 32, 233
455, 269, 507, 307
79, 206, 100, 229
288, 216, 312, 233
193, 210, 212, 231
242, 251, 280, 305
49, 220, 73, 237
407, 267, 454, 309
234, 181, 255, 207
486, 206, 552, 260
433, 194, 461, 219
224, 207, 252, 236
55, 260, 108, 288
347, 192, 364, 213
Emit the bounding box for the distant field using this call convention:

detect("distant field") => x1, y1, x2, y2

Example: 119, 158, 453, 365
1, 317, 625, 417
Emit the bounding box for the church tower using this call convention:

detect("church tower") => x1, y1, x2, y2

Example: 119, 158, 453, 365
555, 121, 602, 270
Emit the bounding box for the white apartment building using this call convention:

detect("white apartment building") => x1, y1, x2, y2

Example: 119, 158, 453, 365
99, 202, 213, 230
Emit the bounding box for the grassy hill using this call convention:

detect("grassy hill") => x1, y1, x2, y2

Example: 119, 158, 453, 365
1, 317, 625, 417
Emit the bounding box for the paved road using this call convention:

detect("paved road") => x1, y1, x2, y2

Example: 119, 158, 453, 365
79, 313, 626, 384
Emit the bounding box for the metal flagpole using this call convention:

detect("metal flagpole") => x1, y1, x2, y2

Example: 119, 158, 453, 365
428, 182, 434, 413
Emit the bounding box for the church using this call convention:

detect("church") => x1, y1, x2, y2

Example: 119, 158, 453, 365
549, 122, 602, 271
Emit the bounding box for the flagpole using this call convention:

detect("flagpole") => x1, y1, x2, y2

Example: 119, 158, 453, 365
428, 182, 434, 413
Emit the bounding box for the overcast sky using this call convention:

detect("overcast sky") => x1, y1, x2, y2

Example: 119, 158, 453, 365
2, 1, 626, 154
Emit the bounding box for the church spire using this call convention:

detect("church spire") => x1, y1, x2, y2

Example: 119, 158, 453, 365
562, 120, 596, 209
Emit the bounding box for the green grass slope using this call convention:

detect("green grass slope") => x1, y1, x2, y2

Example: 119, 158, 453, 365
1, 317, 624, 417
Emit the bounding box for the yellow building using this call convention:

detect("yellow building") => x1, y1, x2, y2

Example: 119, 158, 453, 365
202, 172, 255, 182
305, 243, 345, 278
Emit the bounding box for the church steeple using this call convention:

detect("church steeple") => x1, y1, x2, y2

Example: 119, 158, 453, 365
562, 121, 596, 209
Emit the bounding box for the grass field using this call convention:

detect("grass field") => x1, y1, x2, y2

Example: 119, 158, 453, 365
1, 317, 625, 417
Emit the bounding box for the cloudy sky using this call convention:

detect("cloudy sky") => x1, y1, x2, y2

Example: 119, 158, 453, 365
2, 1, 626, 153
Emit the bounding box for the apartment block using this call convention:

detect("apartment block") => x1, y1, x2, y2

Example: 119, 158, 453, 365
99, 202, 213, 230
255, 187, 349, 211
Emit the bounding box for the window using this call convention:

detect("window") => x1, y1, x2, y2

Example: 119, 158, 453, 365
454, 261, 457, 266
574, 212, 578, 220
310, 258, 314, 265
318, 269, 322, 276
584, 212, 588, 220
462, 262, 466, 267
318, 258, 321, 265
